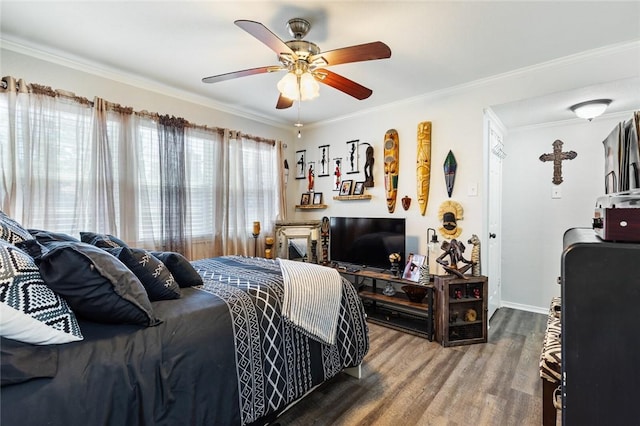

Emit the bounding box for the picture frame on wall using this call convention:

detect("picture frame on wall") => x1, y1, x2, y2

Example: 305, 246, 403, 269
346, 140, 359, 174
295, 150, 306, 179
317, 145, 330, 177
332, 157, 342, 191
340, 179, 353, 196
300, 193, 311, 205
313, 192, 323, 205
353, 181, 365, 195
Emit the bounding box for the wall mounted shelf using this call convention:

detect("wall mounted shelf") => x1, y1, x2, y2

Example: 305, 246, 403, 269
295, 204, 327, 210
333, 194, 372, 201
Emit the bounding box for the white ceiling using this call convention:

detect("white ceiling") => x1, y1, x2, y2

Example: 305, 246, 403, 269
1, 1, 639, 129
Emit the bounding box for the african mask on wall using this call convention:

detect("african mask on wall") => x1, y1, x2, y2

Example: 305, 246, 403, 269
438, 200, 463, 239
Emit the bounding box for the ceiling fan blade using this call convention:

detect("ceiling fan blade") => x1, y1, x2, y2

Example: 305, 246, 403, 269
311, 41, 391, 66
202, 66, 282, 84
316, 69, 373, 100
235, 20, 296, 59
276, 94, 294, 110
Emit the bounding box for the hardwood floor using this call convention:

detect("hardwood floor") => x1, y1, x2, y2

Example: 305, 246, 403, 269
276, 308, 547, 426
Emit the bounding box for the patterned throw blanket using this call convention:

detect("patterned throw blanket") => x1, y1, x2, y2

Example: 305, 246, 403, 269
278, 258, 342, 345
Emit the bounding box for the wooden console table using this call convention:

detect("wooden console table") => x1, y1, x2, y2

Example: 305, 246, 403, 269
338, 268, 434, 340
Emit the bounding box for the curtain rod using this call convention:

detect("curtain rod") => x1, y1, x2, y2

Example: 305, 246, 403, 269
1, 76, 276, 146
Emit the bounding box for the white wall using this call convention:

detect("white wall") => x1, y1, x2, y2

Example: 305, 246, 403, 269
501, 114, 629, 312
4, 43, 638, 312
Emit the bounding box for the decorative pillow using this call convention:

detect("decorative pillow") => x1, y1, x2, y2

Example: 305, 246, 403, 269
0, 210, 34, 244
38, 241, 160, 327
80, 231, 128, 249
150, 251, 203, 288
0, 240, 83, 345
1, 337, 59, 386
105, 247, 181, 301
29, 229, 79, 243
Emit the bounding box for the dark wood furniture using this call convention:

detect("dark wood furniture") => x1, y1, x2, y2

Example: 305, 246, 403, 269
339, 269, 434, 340
434, 275, 488, 347
561, 228, 640, 425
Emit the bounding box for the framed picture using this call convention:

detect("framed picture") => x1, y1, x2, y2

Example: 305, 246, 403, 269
340, 179, 353, 196
402, 253, 426, 282
300, 193, 311, 205
313, 192, 323, 205
346, 140, 359, 174
353, 181, 365, 195
295, 150, 306, 179
317, 145, 330, 177
332, 157, 342, 191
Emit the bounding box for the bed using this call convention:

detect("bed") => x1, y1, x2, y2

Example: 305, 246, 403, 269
0, 213, 369, 426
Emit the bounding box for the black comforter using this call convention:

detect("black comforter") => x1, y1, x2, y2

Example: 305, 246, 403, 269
1, 256, 369, 426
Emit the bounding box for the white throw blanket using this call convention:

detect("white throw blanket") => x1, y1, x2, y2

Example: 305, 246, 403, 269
278, 258, 343, 345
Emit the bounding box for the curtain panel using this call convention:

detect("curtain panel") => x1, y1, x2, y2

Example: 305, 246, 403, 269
0, 76, 280, 259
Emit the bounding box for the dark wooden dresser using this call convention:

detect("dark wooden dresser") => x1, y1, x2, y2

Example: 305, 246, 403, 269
561, 227, 640, 425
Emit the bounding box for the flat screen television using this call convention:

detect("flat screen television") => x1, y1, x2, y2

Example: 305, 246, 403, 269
330, 217, 406, 270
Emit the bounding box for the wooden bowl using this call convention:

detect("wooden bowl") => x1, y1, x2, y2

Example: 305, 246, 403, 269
401, 285, 427, 303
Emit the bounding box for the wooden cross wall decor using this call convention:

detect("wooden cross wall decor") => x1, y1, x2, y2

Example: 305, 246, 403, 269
539, 139, 577, 185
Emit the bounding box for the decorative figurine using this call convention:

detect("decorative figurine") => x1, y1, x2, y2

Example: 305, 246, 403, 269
307, 163, 314, 192
418, 262, 430, 286
388, 252, 401, 279
320, 216, 330, 265
468, 234, 481, 276
416, 121, 432, 215
443, 150, 457, 197
363, 143, 375, 187
464, 308, 477, 322
436, 239, 473, 279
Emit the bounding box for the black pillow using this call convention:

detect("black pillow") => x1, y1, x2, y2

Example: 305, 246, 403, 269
29, 229, 79, 243
80, 231, 128, 249
150, 251, 203, 288
105, 247, 181, 301
38, 241, 160, 327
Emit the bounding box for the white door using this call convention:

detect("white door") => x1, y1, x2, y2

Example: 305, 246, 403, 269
483, 110, 506, 320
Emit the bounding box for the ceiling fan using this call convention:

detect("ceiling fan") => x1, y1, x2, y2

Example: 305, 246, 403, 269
202, 18, 392, 109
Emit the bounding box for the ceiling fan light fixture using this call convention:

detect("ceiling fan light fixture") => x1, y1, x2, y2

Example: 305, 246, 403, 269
299, 72, 319, 100
570, 99, 612, 121
277, 72, 299, 100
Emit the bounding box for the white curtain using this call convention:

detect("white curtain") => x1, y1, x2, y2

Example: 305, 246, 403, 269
0, 76, 281, 259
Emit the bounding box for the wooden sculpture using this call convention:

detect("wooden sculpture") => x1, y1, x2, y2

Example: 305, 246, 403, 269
443, 150, 457, 197
467, 234, 481, 277
436, 239, 473, 279
363, 143, 375, 187
416, 121, 432, 215
384, 129, 400, 213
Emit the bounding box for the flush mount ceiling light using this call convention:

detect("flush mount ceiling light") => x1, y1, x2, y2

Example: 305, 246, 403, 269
569, 99, 612, 121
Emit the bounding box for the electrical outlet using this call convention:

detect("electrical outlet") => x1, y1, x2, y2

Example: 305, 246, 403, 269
552, 186, 562, 199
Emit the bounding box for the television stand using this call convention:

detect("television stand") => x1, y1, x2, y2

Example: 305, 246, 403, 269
337, 269, 434, 340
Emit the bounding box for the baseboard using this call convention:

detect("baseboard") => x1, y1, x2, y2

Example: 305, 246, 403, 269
500, 300, 549, 315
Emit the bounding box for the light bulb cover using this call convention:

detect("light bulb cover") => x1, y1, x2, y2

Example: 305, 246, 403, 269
570, 99, 612, 120
299, 72, 319, 100
277, 72, 299, 100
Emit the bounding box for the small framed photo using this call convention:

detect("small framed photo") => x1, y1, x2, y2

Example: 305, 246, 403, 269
313, 192, 323, 205
300, 193, 311, 205
340, 179, 353, 196
353, 181, 365, 196
402, 253, 426, 282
